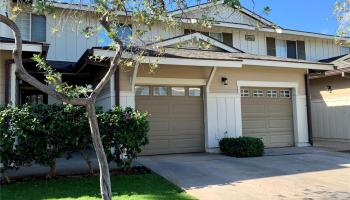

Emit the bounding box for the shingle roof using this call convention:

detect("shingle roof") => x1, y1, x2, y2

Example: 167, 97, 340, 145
319, 54, 350, 69
134, 47, 331, 65
319, 54, 348, 63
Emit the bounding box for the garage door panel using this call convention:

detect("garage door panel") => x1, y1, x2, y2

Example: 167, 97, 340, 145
149, 120, 170, 131
268, 119, 293, 128
241, 87, 294, 148
242, 120, 266, 129
173, 138, 203, 148
136, 86, 204, 155
144, 140, 170, 150
172, 120, 203, 130
242, 105, 265, 113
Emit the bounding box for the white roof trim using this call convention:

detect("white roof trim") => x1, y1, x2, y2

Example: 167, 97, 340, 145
93, 49, 243, 68
330, 54, 350, 64
135, 77, 207, 86
242, 59, 334, 70
149, 32, 241, 53
93, 49, 334, 70
0, 42, 42, 52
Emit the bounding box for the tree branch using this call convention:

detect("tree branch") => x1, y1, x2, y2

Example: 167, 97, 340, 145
0, 14, 89, 106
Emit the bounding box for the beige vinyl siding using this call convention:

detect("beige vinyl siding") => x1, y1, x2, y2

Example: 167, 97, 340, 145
137, 64, 212, 79
0, 51, 12, 105
210, 66, 306, 95
309, 76, 350, 150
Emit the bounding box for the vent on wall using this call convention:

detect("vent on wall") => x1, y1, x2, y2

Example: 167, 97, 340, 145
245, 34, 255, 41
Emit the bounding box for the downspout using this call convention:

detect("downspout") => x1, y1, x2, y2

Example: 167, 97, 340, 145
115, 67, 120, 106
304, 71, 313, 145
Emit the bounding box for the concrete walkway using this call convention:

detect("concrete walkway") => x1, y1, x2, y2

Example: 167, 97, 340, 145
3, 151, 119, 179
137, 147, 350, 200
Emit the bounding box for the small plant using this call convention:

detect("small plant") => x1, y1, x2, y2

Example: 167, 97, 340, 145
99, 107, 149, 171
219, 137, 264, 157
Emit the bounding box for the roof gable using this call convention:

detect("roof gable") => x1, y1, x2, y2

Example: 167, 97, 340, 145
147, 32, 243, 53
320, 54, 350, 69
169, 1, 277, 28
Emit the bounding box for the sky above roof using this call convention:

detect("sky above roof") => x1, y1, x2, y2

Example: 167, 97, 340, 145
240, 0, 338, 35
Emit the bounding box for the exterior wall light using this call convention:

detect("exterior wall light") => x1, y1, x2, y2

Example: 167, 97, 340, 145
222, 77, 228, 85
326, 85, 332, 93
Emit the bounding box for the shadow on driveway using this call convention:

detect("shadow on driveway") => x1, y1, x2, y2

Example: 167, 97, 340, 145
137, 147, 350, 200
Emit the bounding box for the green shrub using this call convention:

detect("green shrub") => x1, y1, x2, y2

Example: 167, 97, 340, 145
219, 137, 264, 157
99, 106, 150, 171
0, 104, 150, 180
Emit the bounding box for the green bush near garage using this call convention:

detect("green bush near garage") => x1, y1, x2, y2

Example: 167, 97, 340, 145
219, 137, 264, 157
0, 104, 149, 182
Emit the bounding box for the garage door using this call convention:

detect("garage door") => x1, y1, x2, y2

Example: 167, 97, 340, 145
135, 86, 205, 155
241, 87, 294, 148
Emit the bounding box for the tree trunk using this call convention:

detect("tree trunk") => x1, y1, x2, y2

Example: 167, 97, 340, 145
86, 103, 112, 200
49, 159, 56, 178
80, 150, 94, 175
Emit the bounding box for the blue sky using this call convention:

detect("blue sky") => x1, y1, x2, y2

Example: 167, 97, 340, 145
240, 0, 338, 35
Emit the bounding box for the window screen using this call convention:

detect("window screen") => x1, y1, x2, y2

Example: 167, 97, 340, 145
16, 13, 30, 41
297, 41, 306, 60
31, 14, 46, 42
287, 41, 297, 59
266, 37, 276, 56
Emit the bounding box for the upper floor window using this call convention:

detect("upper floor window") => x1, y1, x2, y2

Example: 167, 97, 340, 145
267, 37, 305, 60
341, 46, 350, 55
16, 13, 46, 42
209, 32, 223, 42
117, 25, 132, 45
99, 24, 132, 46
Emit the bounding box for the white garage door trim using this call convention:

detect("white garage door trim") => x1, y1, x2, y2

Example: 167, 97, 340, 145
237, 80, 310, 147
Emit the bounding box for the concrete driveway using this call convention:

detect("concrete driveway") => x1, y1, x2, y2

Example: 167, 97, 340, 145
137, 147, 350, 200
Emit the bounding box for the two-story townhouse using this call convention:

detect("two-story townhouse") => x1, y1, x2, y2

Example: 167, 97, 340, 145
0, 0, 348, 154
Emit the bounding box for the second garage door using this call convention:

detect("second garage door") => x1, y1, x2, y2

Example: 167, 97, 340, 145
241, 87, 294, 148
135, 86, 205, 155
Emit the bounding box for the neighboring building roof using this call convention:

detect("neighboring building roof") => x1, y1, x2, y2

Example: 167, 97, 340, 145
309, 67, 350, 79
319, 54, 350, 69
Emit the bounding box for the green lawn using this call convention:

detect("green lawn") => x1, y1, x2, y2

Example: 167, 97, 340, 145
1, 173, 196, 200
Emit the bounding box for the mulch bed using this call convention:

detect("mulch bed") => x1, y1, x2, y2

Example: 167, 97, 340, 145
1, 166, 151, 185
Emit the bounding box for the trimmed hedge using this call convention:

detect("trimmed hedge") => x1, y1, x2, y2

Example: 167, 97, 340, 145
0, 104, 149, 181
219, 137, 264, 157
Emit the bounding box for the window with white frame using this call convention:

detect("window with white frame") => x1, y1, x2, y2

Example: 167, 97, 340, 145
253, 89, 264, 97
240, 89, 250, 97
209, 32, 223, 42
189, 87, 201, 96
266, 90, 277, 97
276, 39, 287, 58
280, 90, 291, 98
135, 86, 149, 96
341, 46, 350, 55
171, 87, 185, 96
16, 13, 46, 42
153, 86, 168, 96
